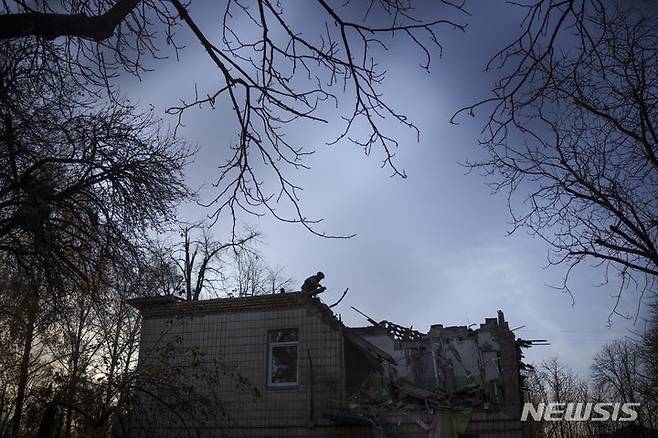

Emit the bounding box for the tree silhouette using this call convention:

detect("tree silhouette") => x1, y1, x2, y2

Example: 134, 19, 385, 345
455, 1, 658, 307
1, 38, 191, 283
0, 38, 191, 437
1, 0, 467, 236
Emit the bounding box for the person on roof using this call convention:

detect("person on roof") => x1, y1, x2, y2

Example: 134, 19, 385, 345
301, 271, 326, 296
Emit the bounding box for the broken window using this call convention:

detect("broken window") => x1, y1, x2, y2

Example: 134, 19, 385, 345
267, 328, 298, 387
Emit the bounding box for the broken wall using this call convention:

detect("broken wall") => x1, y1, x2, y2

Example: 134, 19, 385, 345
354, 312, 521, 411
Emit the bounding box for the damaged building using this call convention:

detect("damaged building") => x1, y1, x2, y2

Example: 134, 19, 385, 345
127, 292, 533, 437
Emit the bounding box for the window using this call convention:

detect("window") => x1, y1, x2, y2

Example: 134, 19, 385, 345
267, 328, 298, 387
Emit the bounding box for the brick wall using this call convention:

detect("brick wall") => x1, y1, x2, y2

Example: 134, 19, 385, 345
132, 301, 347, 437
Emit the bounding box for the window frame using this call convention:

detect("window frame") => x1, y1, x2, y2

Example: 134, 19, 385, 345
267, 328, 299, 388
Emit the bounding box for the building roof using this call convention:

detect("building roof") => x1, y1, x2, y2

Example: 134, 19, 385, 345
128, 291, 313, 317
344, 329, 395, 363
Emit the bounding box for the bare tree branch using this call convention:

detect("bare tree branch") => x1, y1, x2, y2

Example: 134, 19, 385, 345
0, 0, 139, 41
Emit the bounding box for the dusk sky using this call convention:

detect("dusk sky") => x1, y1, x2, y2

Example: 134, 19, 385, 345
121, 0, 653, 377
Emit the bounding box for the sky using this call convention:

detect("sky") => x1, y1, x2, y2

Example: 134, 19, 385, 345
120, 0, 654, 377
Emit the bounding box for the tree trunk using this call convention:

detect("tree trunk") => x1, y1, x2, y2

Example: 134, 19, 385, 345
12, 310, 35, 438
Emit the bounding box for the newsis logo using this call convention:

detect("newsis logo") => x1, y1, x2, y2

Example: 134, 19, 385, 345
521, 403, 640, 422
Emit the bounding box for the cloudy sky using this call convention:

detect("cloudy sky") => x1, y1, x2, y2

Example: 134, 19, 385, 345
121, 0, 652, 376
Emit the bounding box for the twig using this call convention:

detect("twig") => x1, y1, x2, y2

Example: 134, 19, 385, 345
329, 288, 349, 308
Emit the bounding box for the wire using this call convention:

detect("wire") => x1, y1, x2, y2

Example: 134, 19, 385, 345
544, 339, 627, 343
518, 329, 630, 333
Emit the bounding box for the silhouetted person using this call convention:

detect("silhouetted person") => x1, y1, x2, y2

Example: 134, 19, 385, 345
301, 271, 326, 296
